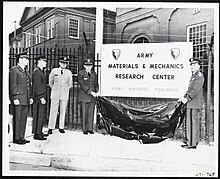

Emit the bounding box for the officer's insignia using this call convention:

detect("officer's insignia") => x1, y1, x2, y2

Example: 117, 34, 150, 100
171, 48, 180, 59
112, 49, 120, 60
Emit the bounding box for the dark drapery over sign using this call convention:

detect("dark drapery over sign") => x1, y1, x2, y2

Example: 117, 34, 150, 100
96, 96, 186, 144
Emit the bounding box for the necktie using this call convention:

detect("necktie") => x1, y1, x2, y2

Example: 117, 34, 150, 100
61, 69, 63, 75
88, 72, 91, 77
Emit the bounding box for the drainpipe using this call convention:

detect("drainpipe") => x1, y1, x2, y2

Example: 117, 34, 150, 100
14, 21, 17, 49
168, 9, 178, 42
168, 19, 170, 42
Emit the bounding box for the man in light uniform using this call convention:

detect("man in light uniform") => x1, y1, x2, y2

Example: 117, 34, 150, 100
47, 57, 73, 134
179, 58, 204, 149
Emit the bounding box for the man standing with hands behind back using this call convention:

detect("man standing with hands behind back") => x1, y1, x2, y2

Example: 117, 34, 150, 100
32, 55, 48, 140
179, 58, 204, 149
9, 51, 33, 145
78, 59, 99, 135
47, 57, 73, 135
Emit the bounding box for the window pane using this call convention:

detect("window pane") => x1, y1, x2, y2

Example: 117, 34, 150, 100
69, 18, 79, 37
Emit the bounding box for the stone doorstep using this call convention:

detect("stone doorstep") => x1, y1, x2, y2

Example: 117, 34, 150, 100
9, 150, 214, 172
10, 151, 52, 167
51, 155, 214, 172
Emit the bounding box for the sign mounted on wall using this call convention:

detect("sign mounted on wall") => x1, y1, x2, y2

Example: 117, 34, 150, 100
100, 42, 192, 98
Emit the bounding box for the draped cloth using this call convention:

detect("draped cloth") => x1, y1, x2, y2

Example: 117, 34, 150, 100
96, 96, 186, 144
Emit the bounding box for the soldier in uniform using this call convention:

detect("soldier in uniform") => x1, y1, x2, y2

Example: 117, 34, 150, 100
179, 58, 204, 149
9, 52, 33, 145
78, 59, 99, 135
47, 57, 73, 135
32, 55, 48, 140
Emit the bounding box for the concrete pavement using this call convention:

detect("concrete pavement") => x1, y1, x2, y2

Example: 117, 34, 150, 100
7, 115, 217, 177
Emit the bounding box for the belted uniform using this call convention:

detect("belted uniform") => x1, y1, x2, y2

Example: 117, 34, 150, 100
9, 65, 32, 141
78, 69, 99, 132
184, 70, 204, 147
32, 67, 47, 136
48, 67, 73, 129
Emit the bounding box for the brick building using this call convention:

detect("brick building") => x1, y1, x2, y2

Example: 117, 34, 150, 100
9, 7, 116, 59
114, 8, 215, 142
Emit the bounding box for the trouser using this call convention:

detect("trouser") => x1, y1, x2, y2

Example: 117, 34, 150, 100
81, 101, 95, 132
186, 108, 200, 147
32, 102, 45, 135
48, 99, 68, 129
11, 104, 28, 141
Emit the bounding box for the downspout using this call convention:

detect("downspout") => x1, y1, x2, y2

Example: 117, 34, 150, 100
168, 8, 178, 42
14, 21, 17, 49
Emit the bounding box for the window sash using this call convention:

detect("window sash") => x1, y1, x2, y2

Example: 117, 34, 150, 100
187, 22, 208, 59
68, 18, 79, 38
47, 18, 54, 39
25, 31, 31, 48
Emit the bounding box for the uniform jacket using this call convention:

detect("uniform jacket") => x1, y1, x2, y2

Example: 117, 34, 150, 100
49, 67, 73, 100
32, 67, 47, 103
9, 65, 32, 105
184, 70, 204, 109
78, 69, 99, 102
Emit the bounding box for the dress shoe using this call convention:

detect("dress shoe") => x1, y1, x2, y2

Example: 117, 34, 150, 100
48, 129, 53, 135
21, 138, 30, 143
181, 144, 196, 149
34, 135, 47, 140
59, 129, 65, 133
83, 131, 88, 135
13, 139, 26, 145
87, 130, 94, 134
41, 133, 49, 137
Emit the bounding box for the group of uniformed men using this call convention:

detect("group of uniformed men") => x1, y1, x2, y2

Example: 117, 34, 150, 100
9, 52, 98, 145
9, 51, 204, 149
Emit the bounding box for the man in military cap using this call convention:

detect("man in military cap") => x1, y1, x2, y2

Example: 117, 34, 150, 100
78, 58, 99, 135
32, 55, 48, 140
179, 58, 204, 149
9, 51, 33, 144
47, 57, 73, 134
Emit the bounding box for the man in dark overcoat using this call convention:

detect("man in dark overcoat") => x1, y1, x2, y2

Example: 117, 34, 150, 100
179, 58, 204, 149
78, 59, 99, 135
32, 55, 48, 140
9, 52, 33, 145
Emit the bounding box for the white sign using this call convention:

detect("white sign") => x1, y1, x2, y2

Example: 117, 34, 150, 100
100, 42, 192, 98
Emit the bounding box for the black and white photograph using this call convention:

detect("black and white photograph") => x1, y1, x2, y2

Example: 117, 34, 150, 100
2, 1, 219, 177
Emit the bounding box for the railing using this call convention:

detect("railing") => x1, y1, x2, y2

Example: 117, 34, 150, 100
9, 47, 214, 143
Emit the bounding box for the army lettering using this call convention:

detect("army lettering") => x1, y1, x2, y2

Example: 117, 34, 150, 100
152, 74, 175, 80
137, 53, 153, 58
115, 74, 144, 79
149, 63, 183, 80
149, 64, 184, 69
108, 62, 184, 80
108, 64, 138, 69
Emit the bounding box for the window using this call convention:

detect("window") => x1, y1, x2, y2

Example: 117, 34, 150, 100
187, 23, 208, 59
25, 31, 31, 48
68, 18, 79, 38
47, 18, 54, 39
35, 24, 42, 44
